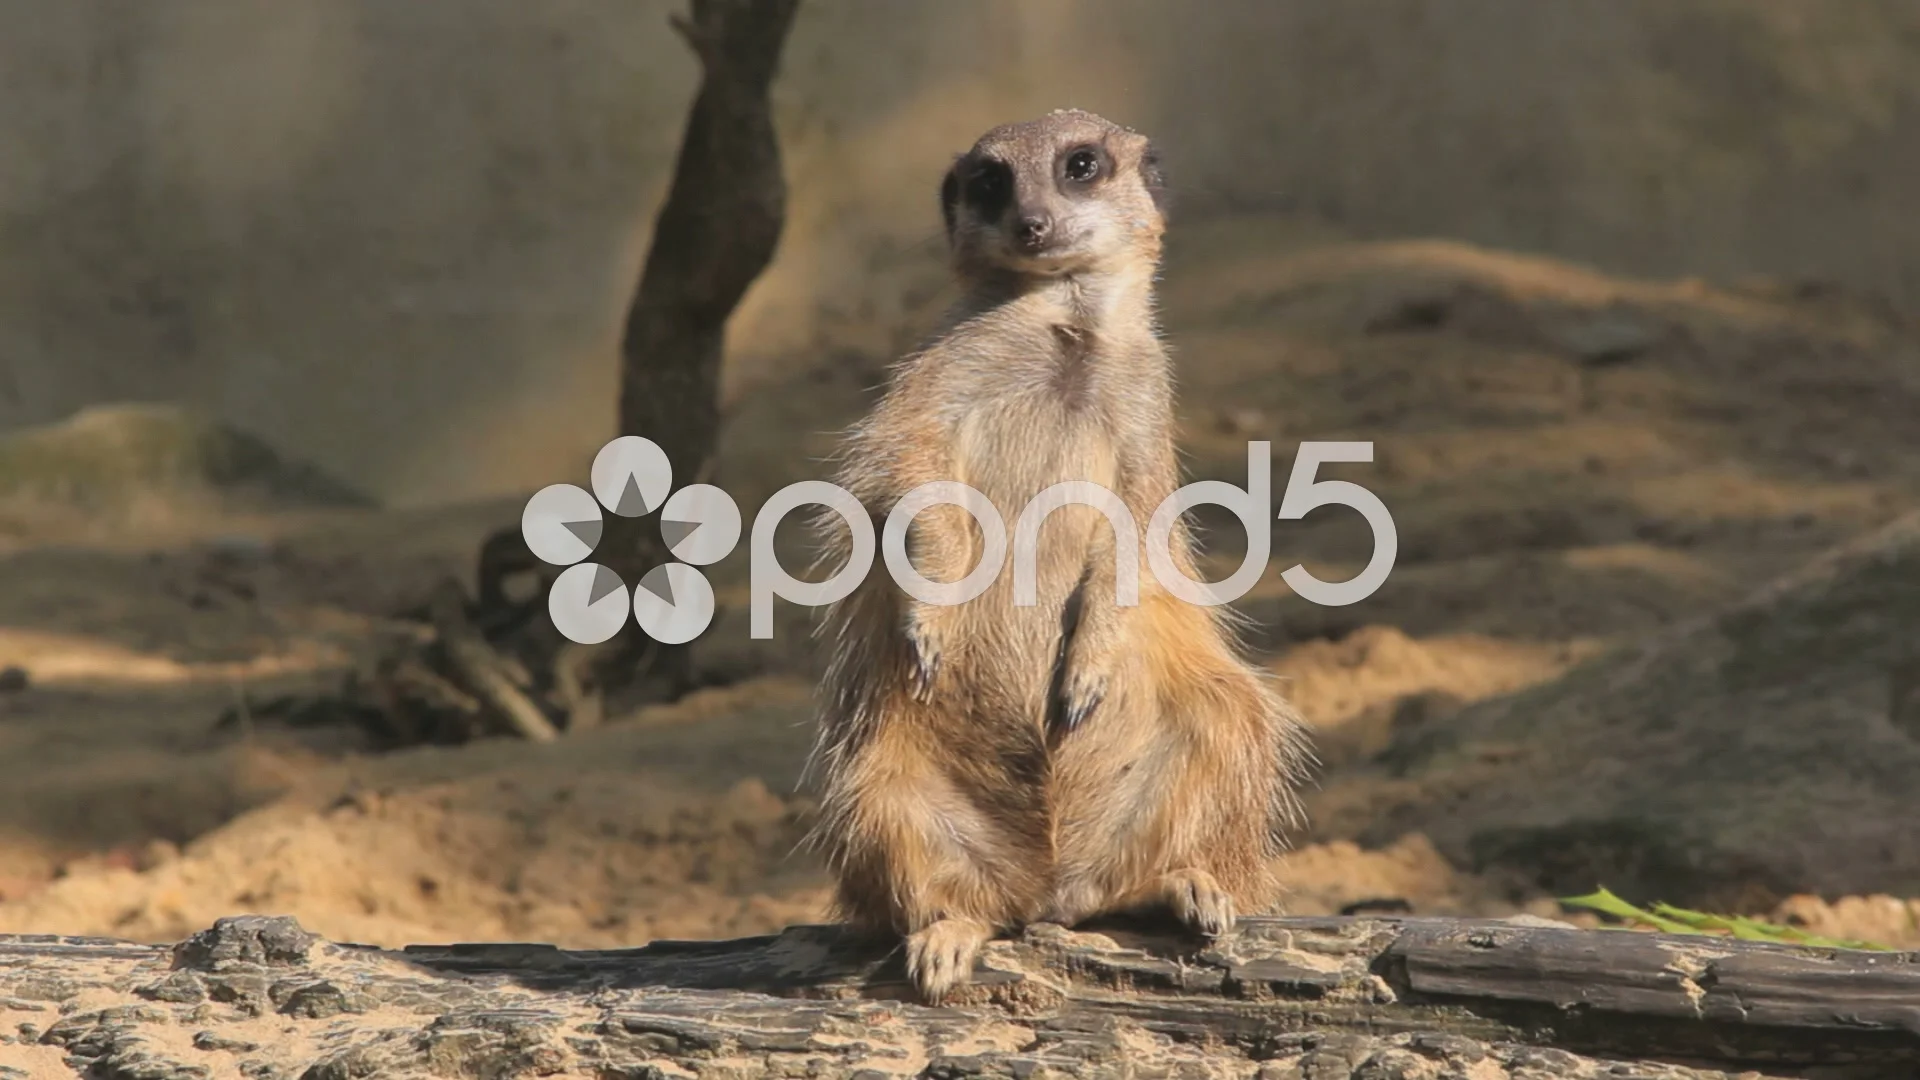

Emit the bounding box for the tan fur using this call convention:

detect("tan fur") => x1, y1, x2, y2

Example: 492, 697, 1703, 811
802, 110, 1314, 1002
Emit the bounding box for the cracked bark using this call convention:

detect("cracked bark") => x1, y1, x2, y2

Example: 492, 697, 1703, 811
4, 914, 1917, 1079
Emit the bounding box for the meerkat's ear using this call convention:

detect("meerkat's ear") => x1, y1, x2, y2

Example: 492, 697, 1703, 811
939, 155, 964, 242
1137, 140, 1169, 221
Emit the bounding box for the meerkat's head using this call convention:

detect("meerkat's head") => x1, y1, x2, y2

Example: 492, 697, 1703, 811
940, 109, 1167, 282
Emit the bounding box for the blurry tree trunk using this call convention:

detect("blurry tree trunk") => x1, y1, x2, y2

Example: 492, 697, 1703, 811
474, 0, 800, 726
601, 0, 801, 698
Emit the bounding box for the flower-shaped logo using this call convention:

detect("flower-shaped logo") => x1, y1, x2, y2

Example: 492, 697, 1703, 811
520, 436, 742, 646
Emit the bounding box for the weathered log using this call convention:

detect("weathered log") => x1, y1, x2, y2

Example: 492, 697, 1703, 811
3, 914, 1916, 1079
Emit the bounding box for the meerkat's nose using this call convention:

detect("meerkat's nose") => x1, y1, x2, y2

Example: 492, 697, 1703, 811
1014, 213, 1053, 251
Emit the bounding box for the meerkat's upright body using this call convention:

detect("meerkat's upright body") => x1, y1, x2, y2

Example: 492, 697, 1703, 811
806, 110, 1313, 1001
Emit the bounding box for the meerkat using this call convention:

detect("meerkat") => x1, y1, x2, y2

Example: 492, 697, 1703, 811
803, 109, 1314, 1002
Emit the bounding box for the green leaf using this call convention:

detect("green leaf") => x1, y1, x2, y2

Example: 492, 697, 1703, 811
1559, 888, 1695, 933
1557, 889, 1897, 951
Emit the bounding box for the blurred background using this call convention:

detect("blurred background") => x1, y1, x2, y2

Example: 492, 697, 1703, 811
1, 0, 1917, 950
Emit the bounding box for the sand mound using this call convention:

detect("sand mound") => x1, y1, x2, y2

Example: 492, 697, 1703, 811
0, 403, 372, 537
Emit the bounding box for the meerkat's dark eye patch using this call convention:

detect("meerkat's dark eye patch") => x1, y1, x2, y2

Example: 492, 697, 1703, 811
1061, 145, 1104, 184
940, 164, 961, 237
1137, 141, 1169, 218
964, 159, 1013, 220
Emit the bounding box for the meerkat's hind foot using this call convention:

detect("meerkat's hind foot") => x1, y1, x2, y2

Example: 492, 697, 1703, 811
905, 917, 992, 1002
1162, 868, 1236, 938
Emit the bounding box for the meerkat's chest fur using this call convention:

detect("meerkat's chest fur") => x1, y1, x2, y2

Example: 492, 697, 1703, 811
930, 286, 1163, 510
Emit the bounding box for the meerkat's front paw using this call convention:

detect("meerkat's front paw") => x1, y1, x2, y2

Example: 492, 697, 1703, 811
1052, 621, 1117, 736
1164, 868, 1236, 938
903, 607, 943, 701
905, 918, 991, 1002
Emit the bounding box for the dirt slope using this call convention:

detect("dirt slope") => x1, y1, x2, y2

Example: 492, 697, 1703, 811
1317, 512, 1920, 914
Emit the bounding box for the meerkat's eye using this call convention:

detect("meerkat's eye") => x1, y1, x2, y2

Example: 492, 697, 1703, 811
1064, 147, 1101, 183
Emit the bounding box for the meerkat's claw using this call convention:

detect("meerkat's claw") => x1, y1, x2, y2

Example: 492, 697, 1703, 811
1052, 669, 1106, 736
1165, 868, 1236, 938
905, 918, 990, 1002
1063, 689, 1103, 733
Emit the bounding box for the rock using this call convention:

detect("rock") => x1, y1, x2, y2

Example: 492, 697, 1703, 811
1547, 308, 1660, 365
173, 915, 318, 971
1364, 294, 1453, 334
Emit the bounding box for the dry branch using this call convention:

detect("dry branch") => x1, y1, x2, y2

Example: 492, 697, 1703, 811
424, 579, 560, 744
4, 913, 1917, 1079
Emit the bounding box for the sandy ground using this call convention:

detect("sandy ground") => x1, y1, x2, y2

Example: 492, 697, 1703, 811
1, 216, 1917, 950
